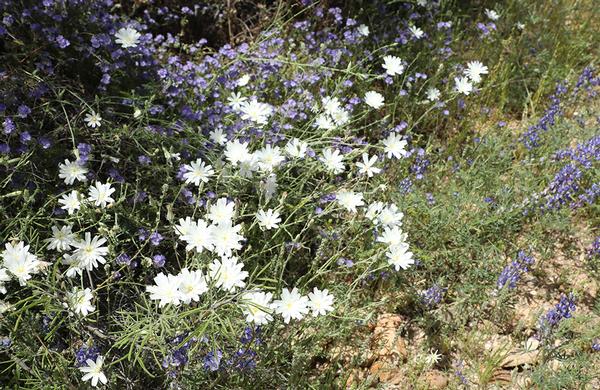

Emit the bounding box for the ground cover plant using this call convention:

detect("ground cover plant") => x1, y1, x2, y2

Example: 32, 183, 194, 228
0, 0, 598, 388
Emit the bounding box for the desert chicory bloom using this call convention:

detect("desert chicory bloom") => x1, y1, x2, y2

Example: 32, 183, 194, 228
272, 287, 310, 323
485, 9, 500, 21
45, 225, 76, 252
465, 61, 488, 84
382, 55, 405, 76
307, 287, 334, 316
79, 355, 107, 387
336, 190, 364, 212
382, 133, 408, 159
454, 76, 474, 95
239, 98, 273, 126
177, 268, 208, 304
115, 27, 141, 48
320, 148, 345, 174
65, 287, 95, 317
256, 209, 281, 230
84, 112, 102, 128
386, 243, 415, 271
364, 91, 385, 109
58, 159, 88, 185
241, 290, 274, 324
87, 182, 116, 208
71, 233, 109, 271
209, 256, 248, 292
146, 272, 182, 307
182, 158, 214, 186
356, 153, 381, 177
426, 87, 441, 102
285, 138, 308, 158
59, 190, 82, 214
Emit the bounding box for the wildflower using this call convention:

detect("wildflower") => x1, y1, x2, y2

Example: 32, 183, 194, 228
454, 76, 473, 95
79, 355, 107, 387
241, 291, 274, 324
272, 287, 310, 323
285, 138, 308, 158
71, 233, 108, 271
485, 9, 500, 21
224, 140, 252, 165
320, 148, 345, 174
209, 256, 248, 292
237, 74, 250, 87
424, 349, 442, 366
255, 144, 285, 171
357, 24, 370, 36
409, 25, 425, 39
87, 182, 116, 208
377, 204, 404, 227
0, 269, 9, 294
115, 27, 141, 48
421, 284, 446, 308
262, 174, 278, 202
211, 223, 244, 257
146, 272, 182, 307
538, 293, 576, 339
239, 98, 273, 126
58, 159, 88, 185
377, 225, 407, 246
356, 153, 381, 177
497, 251, 534, 290
65, 287, 95, 317
256, 209, 281, 230
207, 198, 236, 226
203, 350, 222, 371
307, 287, 334, 316
465, 61, 488, 84
45, 225, 76, 252
336, 190, 364, 212
386, 243, 415, 271
177, 268, 208, 304
209, 128, 228, 145
382, 133, 408, 159
426, 87, 441, 102
181, 219, 214, 253
84, 112, 102, 128
1, 241, 41, 286
227, 92, 247, 111
183, 158, 214, 186
364, 91, 385, 109
382, 55, 405, 76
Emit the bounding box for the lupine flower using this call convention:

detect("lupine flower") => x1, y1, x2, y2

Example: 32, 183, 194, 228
497, 251, 534, 290
538, 293, 576, 339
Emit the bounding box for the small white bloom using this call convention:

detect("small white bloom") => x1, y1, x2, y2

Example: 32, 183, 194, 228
377, 225, 407, 247
71, 232, 109, 271
255, 144, 285, 172
174, 216, 195, 238
207, 198, 235, 226
181, 219, 214, 253
0, 269, 10, 294
320, 148, 345, 174
241, 290, 274, 325
382, 133, 408, 159
146, 272, 182, 307
239, 98, 273, 126
485, 9, 499, 21
87, 181, 116, 208
237, 74, 251, 87
364, 91, 385, 109
183, 158, 214, 186
285, 138, 308, 158
59, 190, 82, 215
426, 87, 441, 102
209, 128, 228, 145
227, 92, 248, 111
211, 223, 244, 258
465, 61, 489, 84
79, 355, 107, 387
357, 24, 370, 36
336, 190, 364, 212
315, 113, 335, 130
84, 112, 102, 128
377, 204, 404, 227
1, 241, 41, 286
177, 268, 208, 304
386, 242, 415, 271
454, 76, 474, 95
256, 209, 281, 230
45, 225, 76, 252
262, 174, 278, 202
58, 159, 88, 185
382, 55, 405, 76
65, 287, 95, 317
409, 25, 425, 39
115, 27, 141, 48
224, 140, 252, 166
365, 201, 385, 222
308, 287, 334, 316
516, 22, 525, 30
272, 287, 310, 323
209, 256, 248, 292
356, 153, 381, 177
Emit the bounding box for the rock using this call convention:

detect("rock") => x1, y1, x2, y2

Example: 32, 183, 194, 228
501, 350, 539, 368
423, 370, 448, 389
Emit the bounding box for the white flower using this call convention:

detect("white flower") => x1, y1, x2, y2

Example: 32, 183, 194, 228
183, 158, 214, 186
356, 153, 381, 177
330, 106, 350, 126
364, 91, 385, 109
62, 254, 83, 278
115, 27, 141, 48
209, 128, 228, 145
377, 204, 404, 227
424, 349, 442, 366
79, 355, 107, 387
174, 216, 195, 238
224, 140, 252, 165
454, 76, 474, 95
239, 98, 273, 126
382, 133, 408, 159
71, 233, 108, 271
285, 138, 308, 158
386, 242, 415, 271
45, 225, 76, 252
227, 92, 248, 111
336, 190, 364, 212
315, 113, 335, 130
516, 22, 525, 30
464, 61, 489, 84
255, 144, 285, 172
207, 198, 235, 226
211, 223, 244, 258
357, 24, 370, 36
409, 25, 425, 39
58, 159, 88, 185
485, 9, 499, 21
365, 201, 385, 222
181, 219, 214, 253
65, 287, 95, 316
377, 225, 407, 247
59, 190, 82, 215
1, 241, 40, 286
87, 182, 116, 208
146, 272, 182, 307
320, 148, 345, 174
426, 87, 441, 102
382, 55, 405, 76
241, 290, 274, 324
272, 287, 310, 323
322, 96, 342, 115
209, 256, 248, 292
0, 269, 10, 294
237, 74, 251, 87
256, 209, 281, 230
177, 268, 208, 304
238, 155, 259, 178
308, 287, 334, 316
84, 112, 102, 128
262, 174, 278, 202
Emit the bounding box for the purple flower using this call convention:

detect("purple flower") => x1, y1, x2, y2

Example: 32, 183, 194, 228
203, 350, 223, 371
538, 293, 576, 339
149, 231, 164, 246
152, 254, 166, 268
17, 104, 31, 118
497, 251, 534, 290
421, 284, 446, 309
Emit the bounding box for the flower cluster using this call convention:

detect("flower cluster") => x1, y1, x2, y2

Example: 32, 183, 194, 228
496, 250, 535, 290
537, 293, 577, 340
